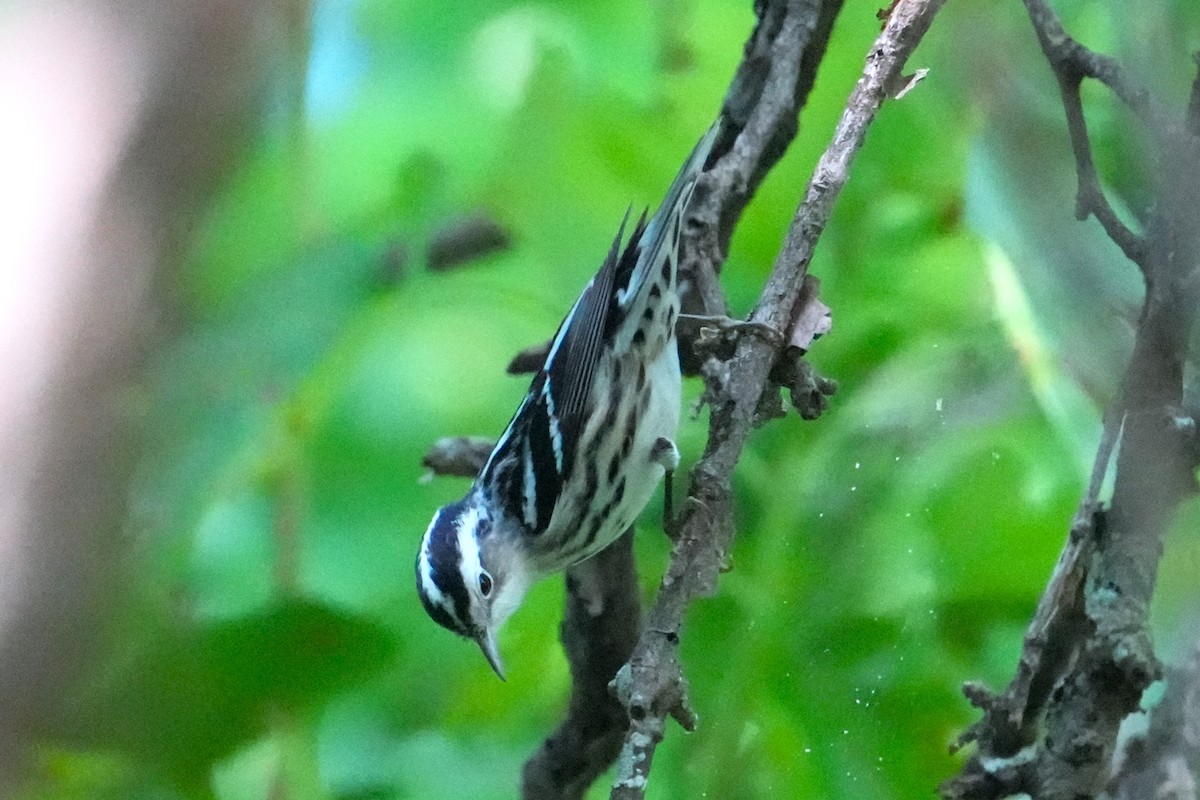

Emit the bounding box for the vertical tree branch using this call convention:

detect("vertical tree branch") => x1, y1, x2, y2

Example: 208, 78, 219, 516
678, 0, 844, 371
611, 2, 947, 797
524, 0, 846, 794
941, 3, 1200, 798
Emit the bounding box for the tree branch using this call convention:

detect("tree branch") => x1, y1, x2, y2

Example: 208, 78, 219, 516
522, 533, 642, 800
1022, 0, 1151, 270
422, 436, 493, 478
610, 2, 947, 797
524, 1, 847, 795
677, 0, 844, 374
941, 4, 1200, 798
427, 1, 944, 794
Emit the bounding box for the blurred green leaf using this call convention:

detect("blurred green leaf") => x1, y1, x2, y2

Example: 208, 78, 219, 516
59, 601, 394, 791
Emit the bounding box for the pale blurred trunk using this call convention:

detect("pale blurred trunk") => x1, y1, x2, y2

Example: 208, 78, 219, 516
0, 0, 283, 784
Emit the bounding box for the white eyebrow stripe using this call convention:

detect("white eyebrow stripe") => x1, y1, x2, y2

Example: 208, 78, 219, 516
455, 504, 486, 596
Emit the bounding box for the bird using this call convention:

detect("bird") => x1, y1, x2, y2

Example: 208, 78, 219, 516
416, 124, 719, 680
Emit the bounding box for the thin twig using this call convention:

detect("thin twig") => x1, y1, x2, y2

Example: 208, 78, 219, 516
422, 436, 494, 478
1022, 0, 1155, 123
1022, 0, 1151, 271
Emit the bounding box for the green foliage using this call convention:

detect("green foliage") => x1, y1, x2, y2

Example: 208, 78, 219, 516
17, 1, 1200, 799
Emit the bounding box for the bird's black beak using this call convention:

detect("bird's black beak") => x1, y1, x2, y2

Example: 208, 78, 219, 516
475, 627, 506, 681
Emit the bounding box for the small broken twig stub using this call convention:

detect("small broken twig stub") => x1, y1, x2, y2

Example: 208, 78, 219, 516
427, 212, 512, 271
508, 340, 553, 375
422, 436, 493, 479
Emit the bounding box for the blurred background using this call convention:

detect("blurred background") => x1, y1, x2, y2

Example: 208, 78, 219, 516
2, 0, 1199, 798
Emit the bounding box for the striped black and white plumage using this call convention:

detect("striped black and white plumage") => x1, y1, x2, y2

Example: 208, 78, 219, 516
416, 125, 717, 679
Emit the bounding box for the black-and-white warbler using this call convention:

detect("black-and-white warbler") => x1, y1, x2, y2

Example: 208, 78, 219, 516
416, 124, 718, 679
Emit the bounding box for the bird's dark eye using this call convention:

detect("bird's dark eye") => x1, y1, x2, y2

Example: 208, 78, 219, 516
478, 572, 493, 597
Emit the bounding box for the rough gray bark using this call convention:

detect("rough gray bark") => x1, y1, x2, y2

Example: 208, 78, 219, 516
1108, 631, 1200, 800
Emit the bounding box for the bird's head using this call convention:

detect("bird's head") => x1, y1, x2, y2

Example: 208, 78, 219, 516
415, 496, 530, 680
